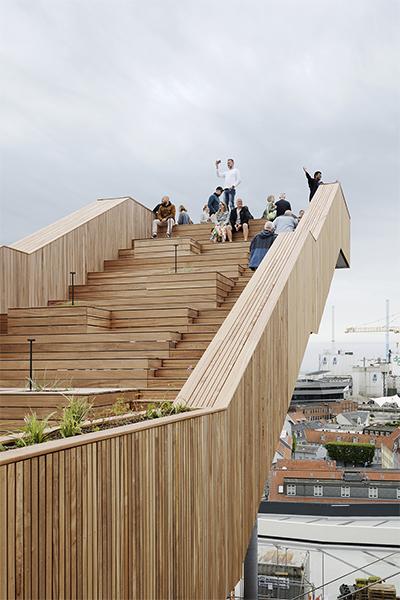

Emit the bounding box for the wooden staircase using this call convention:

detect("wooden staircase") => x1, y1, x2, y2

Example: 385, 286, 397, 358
0, 186, 350, 599
0, 221, 263, 418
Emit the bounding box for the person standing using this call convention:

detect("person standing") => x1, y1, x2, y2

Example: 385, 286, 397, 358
275, 193, 291, 216
303, 167, 322, 201
248, 221, 277, 271
152, 196, 176, 238
208, 186, 224, 220
226, 198, 252, 242
215, 158, 241, 210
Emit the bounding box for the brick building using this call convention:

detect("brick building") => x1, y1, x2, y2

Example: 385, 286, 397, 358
268, 459, 400, 503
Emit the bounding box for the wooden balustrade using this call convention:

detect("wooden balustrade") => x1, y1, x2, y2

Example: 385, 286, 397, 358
0, 197, 152, 314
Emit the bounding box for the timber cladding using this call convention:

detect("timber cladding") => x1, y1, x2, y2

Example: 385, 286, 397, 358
0, 184, 350, 599
0, 197, 152, 314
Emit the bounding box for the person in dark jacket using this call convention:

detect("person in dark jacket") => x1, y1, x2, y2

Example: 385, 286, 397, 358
303, 167, 322, 201
226, 198, 253, 242
275, 192, 291, 216
248, 222, 277, 270
208, 186, 224, 220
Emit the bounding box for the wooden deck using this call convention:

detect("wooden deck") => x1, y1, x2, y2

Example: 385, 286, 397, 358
0, 184, 350, 599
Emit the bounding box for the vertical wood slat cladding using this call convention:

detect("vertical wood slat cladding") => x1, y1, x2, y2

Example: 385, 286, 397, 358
0, 197, 152, 314
0, 184, 350, 599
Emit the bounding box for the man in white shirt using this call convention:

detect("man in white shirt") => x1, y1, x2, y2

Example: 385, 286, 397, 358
215, 158, 241, 210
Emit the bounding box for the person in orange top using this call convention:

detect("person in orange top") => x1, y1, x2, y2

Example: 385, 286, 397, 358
152, 196, 176, 238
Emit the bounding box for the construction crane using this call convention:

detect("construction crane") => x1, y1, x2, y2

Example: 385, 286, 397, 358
345, 325, 400, 333
345, 300, 399, 361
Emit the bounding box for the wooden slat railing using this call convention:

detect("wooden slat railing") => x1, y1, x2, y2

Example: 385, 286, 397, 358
0, 183, 350, 599
0, 196, 152, 314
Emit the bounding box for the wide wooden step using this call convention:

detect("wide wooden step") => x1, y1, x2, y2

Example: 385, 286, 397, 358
133, 237, 201, 257
88, 264, 245, 281
162, 359, 199, 368
7, 306, 111, 335
0, 358, 162, 370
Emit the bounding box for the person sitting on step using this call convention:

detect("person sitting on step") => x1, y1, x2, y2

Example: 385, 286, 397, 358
152, 196, 176, 238
210, 201, 229, 243
226, 198, 253, 243
177, 205, 193, 225
248, 221, 277, 271
273, 209, 298, 233
261, 195, 277, 221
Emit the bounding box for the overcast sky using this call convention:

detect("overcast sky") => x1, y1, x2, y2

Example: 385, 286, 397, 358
1, 0, 399, 361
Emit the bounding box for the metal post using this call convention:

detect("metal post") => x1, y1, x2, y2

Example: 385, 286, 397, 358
243, 521, 258, 600
385, 299, 390, 362
174, 244, 178, 274
70, 271, 76, 305
28, 338, 35, 390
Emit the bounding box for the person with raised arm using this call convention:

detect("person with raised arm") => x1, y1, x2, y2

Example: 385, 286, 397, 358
215, 158, 241, 210
303, 167, 322, 201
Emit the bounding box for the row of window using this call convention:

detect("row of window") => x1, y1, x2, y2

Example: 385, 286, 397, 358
286, 484, 400, 499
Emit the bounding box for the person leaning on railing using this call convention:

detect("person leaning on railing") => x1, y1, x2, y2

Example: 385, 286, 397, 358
152, 196, 176, 238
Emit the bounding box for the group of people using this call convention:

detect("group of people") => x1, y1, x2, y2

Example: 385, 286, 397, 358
151, 160, 324, 271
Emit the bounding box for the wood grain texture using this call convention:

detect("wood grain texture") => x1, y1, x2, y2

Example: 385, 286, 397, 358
0, 184, 350, 599
0, 197, 152, 314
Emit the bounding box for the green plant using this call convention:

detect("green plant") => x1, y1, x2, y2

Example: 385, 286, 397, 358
15, 411, 55, 447
324, 441, 375, 466
27, 375, 72, 391
144, 401, 189, 420
59, 396, 92, 438
111, 398, 130, 416
0, 442, 6, 452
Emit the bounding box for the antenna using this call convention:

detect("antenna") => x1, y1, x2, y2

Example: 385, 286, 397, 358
386, 298, 390, 362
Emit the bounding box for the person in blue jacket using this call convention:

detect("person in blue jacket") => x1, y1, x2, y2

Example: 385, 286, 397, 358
248, 222, 277, 271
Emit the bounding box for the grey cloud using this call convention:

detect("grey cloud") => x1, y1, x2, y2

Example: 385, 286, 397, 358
0, 0, 399, 350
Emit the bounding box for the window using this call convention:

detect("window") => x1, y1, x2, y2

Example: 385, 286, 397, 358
352, 437, 358, 443
287, 484, 296, 496
396, 489, 400, 500
313, 485, 323, 497
333, 357, 337, 365
278, 485, 284, 494
322, 357, 327, 365
372, 374, 378, 382
341, 486, 351, 498
368, 487, 378, 499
